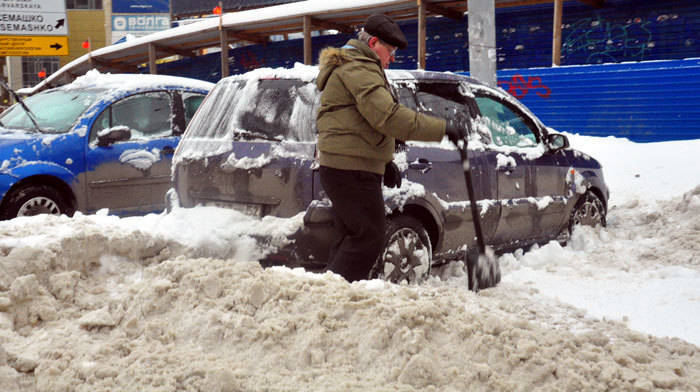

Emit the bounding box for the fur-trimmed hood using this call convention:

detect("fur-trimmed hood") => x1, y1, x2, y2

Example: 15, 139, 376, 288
316, 39, 379, 91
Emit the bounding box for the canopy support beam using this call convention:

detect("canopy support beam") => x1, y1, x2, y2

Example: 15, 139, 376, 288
552, 0, 563, 66
417, 0, 427, 69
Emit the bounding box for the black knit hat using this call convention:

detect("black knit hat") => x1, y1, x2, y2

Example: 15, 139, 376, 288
364, 14, 407, 50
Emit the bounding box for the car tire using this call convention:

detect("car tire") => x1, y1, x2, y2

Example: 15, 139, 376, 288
2, 184, 72, 219
370, 215, 432, 284
571, 190, 606, 229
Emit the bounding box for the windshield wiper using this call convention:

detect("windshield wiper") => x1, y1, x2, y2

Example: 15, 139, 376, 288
0, 79, 44, 133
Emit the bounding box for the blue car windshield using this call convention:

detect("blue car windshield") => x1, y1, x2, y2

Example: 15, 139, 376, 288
0, 89, 100, 133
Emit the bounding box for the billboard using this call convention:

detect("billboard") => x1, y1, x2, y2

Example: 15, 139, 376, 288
112, 0, 169, 14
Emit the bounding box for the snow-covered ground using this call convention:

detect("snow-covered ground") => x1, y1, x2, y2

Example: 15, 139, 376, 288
0, 134, 698, 391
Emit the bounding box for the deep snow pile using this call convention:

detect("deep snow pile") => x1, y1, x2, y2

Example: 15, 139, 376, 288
0, 189, 699, 391
0, 135, 699, 391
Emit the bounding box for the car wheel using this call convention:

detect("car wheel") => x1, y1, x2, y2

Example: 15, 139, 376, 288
3, 185, 72, 219
371, 215, 432, 284
571, 191, 606, 229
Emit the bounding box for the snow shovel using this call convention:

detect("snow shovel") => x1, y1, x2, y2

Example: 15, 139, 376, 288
455, 138, 501, 292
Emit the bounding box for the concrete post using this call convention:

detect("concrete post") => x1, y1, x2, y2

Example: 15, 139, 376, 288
467, 0, 497, 87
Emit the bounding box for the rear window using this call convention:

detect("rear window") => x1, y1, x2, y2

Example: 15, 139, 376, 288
185, 78, 320, 142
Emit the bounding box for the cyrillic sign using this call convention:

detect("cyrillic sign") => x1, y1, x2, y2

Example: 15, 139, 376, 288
0, 0, 68, 36
111, 13, 169, 44
0, 35, 68, 56
112, 14, 169, 32
0, 0, 69, 55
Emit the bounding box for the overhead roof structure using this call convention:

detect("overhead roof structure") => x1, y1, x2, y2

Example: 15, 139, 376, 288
172, 0, 302, 17
22, 0, 603, 95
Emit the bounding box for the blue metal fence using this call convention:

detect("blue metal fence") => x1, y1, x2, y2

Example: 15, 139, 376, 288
154, 0, 700, 142
489, 58, 700, 142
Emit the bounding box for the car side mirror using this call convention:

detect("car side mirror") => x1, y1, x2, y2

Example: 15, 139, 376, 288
545, 133, 569, 151
97, 126, 131, 147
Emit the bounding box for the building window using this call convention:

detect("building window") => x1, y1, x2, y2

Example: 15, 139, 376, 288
66, 0, 103, 9
22, 57, 61, 88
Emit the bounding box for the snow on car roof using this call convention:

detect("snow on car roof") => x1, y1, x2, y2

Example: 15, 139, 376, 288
58, 70, 215, 92
223, 62, 320, 83
219, 62, 482, 85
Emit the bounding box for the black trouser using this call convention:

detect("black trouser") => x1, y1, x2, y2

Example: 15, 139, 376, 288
319, 166, 385, 282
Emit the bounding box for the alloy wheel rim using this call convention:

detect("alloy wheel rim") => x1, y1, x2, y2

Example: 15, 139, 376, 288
573, 195, 604, 227
17, 196, 61, 217
379, 228, 431, 283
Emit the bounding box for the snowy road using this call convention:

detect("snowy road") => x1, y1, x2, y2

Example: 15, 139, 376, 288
0, 135, 698, 391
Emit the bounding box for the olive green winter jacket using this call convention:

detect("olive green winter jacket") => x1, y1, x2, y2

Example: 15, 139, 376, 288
316, 39, 446, 175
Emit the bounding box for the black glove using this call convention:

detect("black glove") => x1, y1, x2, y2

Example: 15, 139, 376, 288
383, 161, 402, 188
445, 118, 468, 146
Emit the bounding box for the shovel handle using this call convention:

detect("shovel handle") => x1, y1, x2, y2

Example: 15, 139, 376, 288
458, 145, 486, 254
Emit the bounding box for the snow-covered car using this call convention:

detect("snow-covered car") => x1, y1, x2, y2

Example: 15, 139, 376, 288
171, 65, 609, 283
0, 71, 213, 219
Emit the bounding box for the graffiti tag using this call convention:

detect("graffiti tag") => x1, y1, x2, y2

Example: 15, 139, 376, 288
238, 50, 263, 70
498, 75, 551, 99
563, 15, 653, 63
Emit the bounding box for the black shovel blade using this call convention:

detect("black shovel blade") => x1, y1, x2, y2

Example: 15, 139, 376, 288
466, 246, 501, 292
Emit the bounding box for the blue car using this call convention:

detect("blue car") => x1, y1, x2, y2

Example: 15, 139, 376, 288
0, 72, 213, 219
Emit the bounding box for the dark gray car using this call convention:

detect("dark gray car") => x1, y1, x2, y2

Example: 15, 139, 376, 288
171, 68, 608, 283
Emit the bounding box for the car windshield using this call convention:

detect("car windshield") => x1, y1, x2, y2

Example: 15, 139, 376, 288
0, 89, 100, 133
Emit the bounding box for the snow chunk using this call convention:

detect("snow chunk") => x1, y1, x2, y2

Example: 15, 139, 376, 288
119, 148, 161, 170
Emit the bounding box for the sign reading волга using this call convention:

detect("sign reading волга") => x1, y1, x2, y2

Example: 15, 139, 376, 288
111, 14, 169, 44
0, 0, 68, 55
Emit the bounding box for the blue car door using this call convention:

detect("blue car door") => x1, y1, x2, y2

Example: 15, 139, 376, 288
84, 91, 179, 215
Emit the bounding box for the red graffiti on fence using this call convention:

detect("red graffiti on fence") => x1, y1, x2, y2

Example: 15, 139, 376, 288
239, 50, 263, 70
498, 75, 551, 99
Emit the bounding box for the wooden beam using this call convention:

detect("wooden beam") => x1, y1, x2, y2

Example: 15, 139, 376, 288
303, 15, 313, 65
148, 43, 157, 74
220, 28, 229, 78
152, 44, 196, 58
425, 1, 464, 21
552, 0, 563, 66
418, 0, 427, 69
308, 16, 354, 34
226, 30, 268, 45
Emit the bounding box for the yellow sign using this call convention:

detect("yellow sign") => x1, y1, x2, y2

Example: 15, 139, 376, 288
0, 35, 68, 56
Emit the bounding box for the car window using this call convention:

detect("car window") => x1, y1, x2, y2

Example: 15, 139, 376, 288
182, 92, 205, 126
474, 95, 538, 147
394, 84, 417, 110
184, 78, 320, 142
413, 82, 471, 135
0, 89, 99, 133
91, 91, 172, 143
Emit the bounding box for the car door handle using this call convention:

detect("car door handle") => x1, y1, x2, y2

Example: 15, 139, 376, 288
408, 158, 432, 172
161, 146, 175, 155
